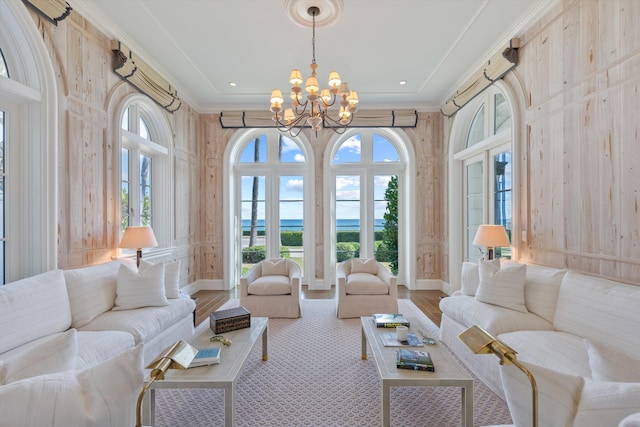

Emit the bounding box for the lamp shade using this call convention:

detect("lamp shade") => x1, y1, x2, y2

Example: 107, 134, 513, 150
472, 225, 510, 248
119, 226, 158, 249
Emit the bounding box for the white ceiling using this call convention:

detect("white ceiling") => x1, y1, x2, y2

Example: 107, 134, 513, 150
68, 0, 553, 114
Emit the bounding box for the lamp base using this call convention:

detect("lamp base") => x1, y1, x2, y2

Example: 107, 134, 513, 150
486, 247, 495, 260
136, 249, 142, 268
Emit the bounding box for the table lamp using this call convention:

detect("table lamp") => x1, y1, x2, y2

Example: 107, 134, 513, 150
472, 224, 510, 260
458, 325, 538, 427
136, 340, 198, 427
119, 226, 158, 267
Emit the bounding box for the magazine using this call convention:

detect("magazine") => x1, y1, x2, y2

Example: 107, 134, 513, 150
372, 313, 410, 328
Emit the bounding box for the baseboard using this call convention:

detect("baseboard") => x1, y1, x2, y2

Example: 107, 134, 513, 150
182, 279, 227, 295
412, 279, 444, 291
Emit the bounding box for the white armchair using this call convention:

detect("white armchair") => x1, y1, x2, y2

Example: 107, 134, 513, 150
240, 259, 301, 318
336, 258, 398, 319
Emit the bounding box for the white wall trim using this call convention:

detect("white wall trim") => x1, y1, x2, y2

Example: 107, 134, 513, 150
413, 279, 445, 291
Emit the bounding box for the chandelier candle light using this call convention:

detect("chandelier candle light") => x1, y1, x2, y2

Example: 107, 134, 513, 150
270, 5, 359, 136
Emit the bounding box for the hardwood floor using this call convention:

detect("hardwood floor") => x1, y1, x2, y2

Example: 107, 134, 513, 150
192, 286, 446, 327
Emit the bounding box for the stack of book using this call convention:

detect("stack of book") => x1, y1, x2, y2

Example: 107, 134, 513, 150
372, 313, 410, 328
395, 349, 435, 371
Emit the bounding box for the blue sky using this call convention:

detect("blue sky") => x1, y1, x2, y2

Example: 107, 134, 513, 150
240, 133, 399, 221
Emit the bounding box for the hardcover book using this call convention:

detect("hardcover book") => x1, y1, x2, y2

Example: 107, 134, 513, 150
395, 349, 435, 371
372, 313, 410, 328
189, 347, 221, 367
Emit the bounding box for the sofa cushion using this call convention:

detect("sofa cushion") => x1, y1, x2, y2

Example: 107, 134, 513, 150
498, 330, 592, 378
439, 295, 553, 338
520, 263, 565, 323
351, 258, 378, 274
0, 329, 77, 385
64, 260, 129, 328
585, 339, 640, 382
261, 259, 289, 276
346, 273, 389, 295
553, 271, 640, 358
460, 259, 500, 296
0, 269, 71, 354
113, 262, 168, 310
0, 344, 143, 427
500, 361, 584, 427
573, 378, 640, 427
139, 259, 181, 298
475, 261, 528, 313
248, 275, 291, 295
79, 297, 196, 345
75, 330, 136, 370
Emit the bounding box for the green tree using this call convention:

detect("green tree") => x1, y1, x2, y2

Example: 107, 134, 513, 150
382, 176, 398, 274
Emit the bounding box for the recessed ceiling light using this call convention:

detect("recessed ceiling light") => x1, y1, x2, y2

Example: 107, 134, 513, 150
399, 80, 407, 85
229, 82, 237, 87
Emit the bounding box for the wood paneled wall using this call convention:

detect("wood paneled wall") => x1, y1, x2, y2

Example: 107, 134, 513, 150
510, 0, 640, 284
30, 8, 200, 289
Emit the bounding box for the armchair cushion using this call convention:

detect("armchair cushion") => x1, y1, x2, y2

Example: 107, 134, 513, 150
346, 273, 389, 295
262, 259, 288, 276
351, 258, 378, 274
248, 276, 291, 295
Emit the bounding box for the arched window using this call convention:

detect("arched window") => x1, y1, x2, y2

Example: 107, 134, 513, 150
450, 86, 515, 273
0, 1, 57, 282
326, 129, 414, 288
118, 96, 171, 248
225, 129, 314, 288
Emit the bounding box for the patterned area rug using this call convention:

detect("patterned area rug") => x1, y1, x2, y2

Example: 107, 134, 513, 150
155, 299, 512, 426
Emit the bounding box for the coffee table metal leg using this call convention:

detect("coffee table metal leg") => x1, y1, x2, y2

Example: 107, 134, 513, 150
382, 381, 391, 427
461, 382, 474, 427
361, 326, 367, 360
262, 323, 268, 361
224, 383, 233, 427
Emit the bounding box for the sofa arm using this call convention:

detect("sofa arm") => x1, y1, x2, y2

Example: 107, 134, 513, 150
240, 263, 262, 297
377, 264, 398, 298
287, 260, 301, 298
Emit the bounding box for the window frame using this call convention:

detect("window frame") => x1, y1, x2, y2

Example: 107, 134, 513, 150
448, 83, 520, 291
225, 128, 315, 289
116, 95, 172, 256
325, 128, 415, 289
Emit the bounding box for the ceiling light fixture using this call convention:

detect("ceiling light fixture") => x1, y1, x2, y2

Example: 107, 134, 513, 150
270, 5, 358, 137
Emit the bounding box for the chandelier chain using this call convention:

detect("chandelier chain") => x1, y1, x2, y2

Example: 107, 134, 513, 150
311, 8, 316, 65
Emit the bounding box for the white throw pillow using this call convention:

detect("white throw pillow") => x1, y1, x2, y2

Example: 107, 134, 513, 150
0, 329, 77, 385
585, 339, 640, 382
113, 262, 168, 310
351, 258, 378, 274
500, 361, 584, 427
475, 261, 528, 313
0, 344, 143, 427
64, 260, 128, 328
262, 259, 288, 276
139, 259, 181, 298
0, 269, 71, 354
573, 378, 640, 427
460, 259, 500, 296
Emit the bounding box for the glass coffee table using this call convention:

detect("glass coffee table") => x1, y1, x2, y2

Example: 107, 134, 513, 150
143, 317, 268, 427
360, 316, 473, 427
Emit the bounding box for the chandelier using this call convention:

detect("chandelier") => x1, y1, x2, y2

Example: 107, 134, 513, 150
270, 5, 359, 136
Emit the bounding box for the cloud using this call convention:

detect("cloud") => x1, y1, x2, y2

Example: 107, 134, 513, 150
285, 178, 304, 192
294, 153, 305, 162
336, 189, 360, 200
335, 176, 359, 190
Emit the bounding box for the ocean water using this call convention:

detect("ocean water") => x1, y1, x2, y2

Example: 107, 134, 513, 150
242, 219, 385, 232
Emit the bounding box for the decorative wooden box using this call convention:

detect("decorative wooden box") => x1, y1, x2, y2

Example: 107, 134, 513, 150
209, 306, 251, 334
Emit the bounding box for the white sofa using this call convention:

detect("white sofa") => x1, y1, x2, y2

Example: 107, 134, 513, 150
0, 259, 196, 426
439, 260, 640, 427
336, 258, 398, 318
